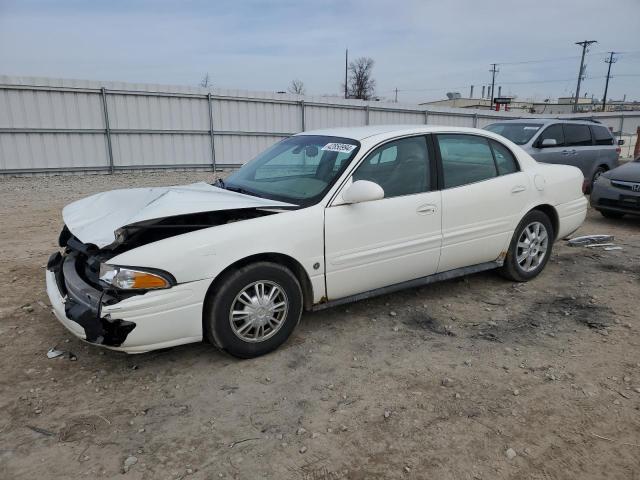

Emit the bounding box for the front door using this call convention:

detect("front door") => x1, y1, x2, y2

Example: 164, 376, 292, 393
324, 136, 442, 300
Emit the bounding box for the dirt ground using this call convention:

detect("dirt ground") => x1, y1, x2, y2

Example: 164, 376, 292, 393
0, 171, 639, 480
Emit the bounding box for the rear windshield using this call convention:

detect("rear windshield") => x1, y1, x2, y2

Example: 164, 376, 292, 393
484, 123, 542, 145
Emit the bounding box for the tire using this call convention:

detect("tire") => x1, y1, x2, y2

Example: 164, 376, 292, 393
204, 262, 303, 358
600, 209, 625, 219
500, 210, 554, 282
590, 166, 607, 192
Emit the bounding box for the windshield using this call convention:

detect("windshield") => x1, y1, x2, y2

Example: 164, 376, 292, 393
485, 123, 543, 145
223, 135, 360, 206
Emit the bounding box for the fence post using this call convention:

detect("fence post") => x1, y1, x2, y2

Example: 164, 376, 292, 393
618, 114, 624, 142
424, 110, 429, 125
207, 92, 217, 173
365, 104, 370, 125
300, 100, 305, 132
100, 87, 114, 174
473, 113, 478, 128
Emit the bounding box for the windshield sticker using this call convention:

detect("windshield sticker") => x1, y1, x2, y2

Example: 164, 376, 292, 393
321, 143, 357, 153
524, 126, 541, 130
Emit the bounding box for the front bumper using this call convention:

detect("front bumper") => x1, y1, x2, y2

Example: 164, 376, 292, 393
46, 252, 210, 353
590, 181, 640, 216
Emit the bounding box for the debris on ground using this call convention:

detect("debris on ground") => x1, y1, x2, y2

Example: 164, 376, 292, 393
568, 235, 614, 247
46, 347, 76, 360
46, 347, 65, 359
122, 455, 138, 473
506, 448, 517, 460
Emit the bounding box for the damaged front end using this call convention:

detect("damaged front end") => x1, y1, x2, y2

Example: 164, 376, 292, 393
47, 233, 137, 346
47, 207, 280, 348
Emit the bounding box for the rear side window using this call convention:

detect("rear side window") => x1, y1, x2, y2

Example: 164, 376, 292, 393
437, 134, 497, 188
591, 125, 614, 145
490, 140, 519, 175
563, 124, 592, 147
537, 124, 564, 146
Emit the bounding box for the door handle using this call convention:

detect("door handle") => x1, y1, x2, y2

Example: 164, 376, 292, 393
561, 149, 571, 155
511, 185, 526, 194
417, 204, 437, 215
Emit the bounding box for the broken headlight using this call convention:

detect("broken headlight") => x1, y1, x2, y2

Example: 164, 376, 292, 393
99, 264, 175, 290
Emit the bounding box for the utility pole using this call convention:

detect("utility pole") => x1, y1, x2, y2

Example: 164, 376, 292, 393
573, 40, 597, 113
344, 49, 348, 99
394, 88, 398, 103
602, 51, 617, 112
489, 64, 499, 109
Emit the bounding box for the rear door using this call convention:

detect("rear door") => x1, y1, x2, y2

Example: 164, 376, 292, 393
435, 134, 530, 272
562, 123, 598, 180
591, 124, 619, 170
324, 135, 442, 299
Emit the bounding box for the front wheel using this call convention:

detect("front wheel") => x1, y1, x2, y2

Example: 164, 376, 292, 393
500, 210, 554, 282
204, 262, 303, 358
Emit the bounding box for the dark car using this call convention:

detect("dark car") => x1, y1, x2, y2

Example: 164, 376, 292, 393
590, 155, 640, 218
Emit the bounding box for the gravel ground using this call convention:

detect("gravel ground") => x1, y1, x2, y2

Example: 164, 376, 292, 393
0, 171, 639, 480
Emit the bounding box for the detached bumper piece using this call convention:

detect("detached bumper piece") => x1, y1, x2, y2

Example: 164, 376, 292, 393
47, 251, 135, 346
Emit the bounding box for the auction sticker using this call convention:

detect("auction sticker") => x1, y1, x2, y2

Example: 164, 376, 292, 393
321, 143, 357, 153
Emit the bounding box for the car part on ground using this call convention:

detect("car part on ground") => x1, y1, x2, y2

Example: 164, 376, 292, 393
567, 235, 615, 246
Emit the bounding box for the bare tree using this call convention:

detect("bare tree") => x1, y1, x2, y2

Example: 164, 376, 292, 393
200, 73, 211, 88
346, 57, 376, 100
288, 79, 305, 95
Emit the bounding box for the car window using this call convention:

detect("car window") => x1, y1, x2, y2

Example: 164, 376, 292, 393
224, 135, 360, 206
537, 124, 564, 146
352, 136, 430, 198
485, 123, 542, 145
437, 134, 497, 188
591, 125, 614, 146
490, 140, 519, 175
563, 124, 592, 147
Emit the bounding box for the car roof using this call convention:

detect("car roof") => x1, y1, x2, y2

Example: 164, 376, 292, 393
296, 125, 494, 141
486, 118, 600, 126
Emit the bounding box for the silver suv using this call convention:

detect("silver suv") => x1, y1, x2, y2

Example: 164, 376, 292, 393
485, 119, 620, 191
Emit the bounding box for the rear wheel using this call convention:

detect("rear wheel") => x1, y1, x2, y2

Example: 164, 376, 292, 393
500, 210, 554, 282
204, 262, 303, 358
600, 209, 625, 219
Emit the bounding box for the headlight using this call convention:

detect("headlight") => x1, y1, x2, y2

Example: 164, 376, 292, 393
99, 264, 175, 290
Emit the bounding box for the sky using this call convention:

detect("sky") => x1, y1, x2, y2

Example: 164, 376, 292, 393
1, 0, 639, 104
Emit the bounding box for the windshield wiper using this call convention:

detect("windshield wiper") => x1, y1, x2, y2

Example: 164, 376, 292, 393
225, 185, 264, 198
213, 178, 225, 188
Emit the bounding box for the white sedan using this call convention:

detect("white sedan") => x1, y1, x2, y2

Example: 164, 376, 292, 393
46, 126, 587, 358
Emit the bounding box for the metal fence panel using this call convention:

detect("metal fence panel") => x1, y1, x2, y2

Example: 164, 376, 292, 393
305, 105, 367, 130
0, 75, 638, 174
111, 133, 211, 167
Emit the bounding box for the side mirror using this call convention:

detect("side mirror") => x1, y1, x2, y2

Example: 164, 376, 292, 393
540, 138, 557, 148
342, 180, 384, 204
618, 139, 625, 146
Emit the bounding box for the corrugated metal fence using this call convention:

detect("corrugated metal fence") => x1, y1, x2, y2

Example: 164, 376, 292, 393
1, 75, 638, 175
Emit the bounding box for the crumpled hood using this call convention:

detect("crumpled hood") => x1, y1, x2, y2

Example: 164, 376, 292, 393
608, 160, 640, 182
63, 182, 296, 248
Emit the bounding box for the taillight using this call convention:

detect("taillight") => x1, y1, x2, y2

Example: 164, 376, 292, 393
615, 147, 621, 155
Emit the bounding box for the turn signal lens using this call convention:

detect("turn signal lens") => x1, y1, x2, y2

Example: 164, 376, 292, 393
99, 264, 173, 290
